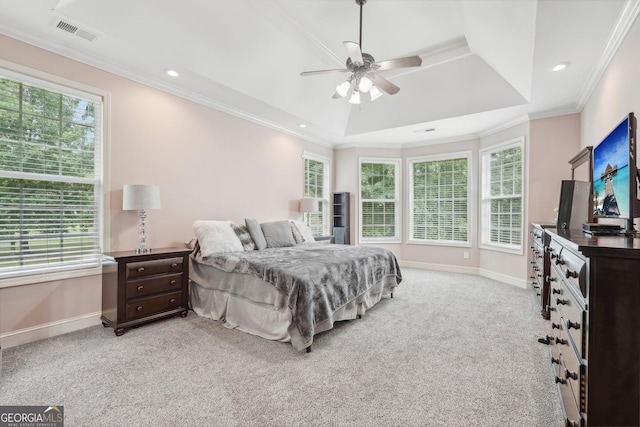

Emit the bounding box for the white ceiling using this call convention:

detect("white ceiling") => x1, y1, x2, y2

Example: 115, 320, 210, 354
0, 0, 635, 148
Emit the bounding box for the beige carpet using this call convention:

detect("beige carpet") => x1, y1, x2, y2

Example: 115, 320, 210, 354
0, 268, 562, 426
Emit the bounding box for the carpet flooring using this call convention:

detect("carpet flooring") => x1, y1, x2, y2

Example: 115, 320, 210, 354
0, 268, 563, 426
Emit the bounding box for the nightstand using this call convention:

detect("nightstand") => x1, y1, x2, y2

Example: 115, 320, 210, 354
101, 247, 192, 336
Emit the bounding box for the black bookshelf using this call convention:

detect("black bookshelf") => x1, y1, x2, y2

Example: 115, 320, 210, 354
333, 192, 350, 244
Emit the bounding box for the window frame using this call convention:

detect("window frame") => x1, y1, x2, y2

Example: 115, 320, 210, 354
0, 61, 109, 287
407, 151, 471, 247
479, 136, 525, 255
302, 151, 331, 237
358, 157, 401, 244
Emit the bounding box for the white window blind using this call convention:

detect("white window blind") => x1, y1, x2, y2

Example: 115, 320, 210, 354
303, 153, 330, 236
409, 153, 470, 245
359, 159, 400, 241
480, 138, 523, 252
0, 71, 103, 279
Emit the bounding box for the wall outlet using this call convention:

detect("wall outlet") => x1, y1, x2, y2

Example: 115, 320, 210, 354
463, 251, 469, 259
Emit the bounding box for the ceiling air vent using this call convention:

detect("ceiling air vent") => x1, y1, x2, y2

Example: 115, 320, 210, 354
53, 18, 98, 42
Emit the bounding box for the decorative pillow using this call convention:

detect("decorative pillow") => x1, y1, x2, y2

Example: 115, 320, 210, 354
193, 220, 244, 257
231, 223, 256, 251
245, 218, 267, 250
290, 221, 305, 244
261, 220, 297, 248
291, 220, 316, 243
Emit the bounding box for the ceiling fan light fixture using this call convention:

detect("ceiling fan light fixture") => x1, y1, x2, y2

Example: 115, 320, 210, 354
336, 78, 352, 98
358, 75, 373, 92
369, 85, 383, 101
349, 89, 361, 104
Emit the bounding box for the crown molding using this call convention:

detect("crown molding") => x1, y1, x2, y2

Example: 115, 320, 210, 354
576, 0, 640, 110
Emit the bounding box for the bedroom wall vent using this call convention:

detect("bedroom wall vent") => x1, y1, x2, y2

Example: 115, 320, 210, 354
53, 18, 98, 42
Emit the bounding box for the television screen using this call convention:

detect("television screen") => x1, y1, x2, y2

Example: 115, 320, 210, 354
592, 116, 631, 219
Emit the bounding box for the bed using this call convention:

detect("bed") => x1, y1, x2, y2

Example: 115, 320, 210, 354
188, 219, 402, 352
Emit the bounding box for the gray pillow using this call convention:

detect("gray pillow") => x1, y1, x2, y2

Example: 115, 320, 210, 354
245, 218, 267, 250
261, 220, 296, 248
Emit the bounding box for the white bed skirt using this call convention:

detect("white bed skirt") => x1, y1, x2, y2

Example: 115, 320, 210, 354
190, 274, 398, 350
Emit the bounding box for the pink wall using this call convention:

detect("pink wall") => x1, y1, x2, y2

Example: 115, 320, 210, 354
0, 35, 332, 344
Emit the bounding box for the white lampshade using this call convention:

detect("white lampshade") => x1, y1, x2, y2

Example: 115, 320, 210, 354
358, 75, 373, 93
369, 85, 383, 101
122, 185, 161, 210
336, 79, 352, 98
299, 198, 319, 213
348, 89, 361, 104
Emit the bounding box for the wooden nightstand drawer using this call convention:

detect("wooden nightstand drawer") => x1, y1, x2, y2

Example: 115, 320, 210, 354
126, 257, 184, 279
126, 291, 183, 321
126, 273, 183, 299
101, 247, 192, 336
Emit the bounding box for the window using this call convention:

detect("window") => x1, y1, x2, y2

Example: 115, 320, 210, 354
409, 152, 470, 245
359, 158, 400, 242
480, 137, 524, 253
303, 152, 330, 236
0, 67, 104, 280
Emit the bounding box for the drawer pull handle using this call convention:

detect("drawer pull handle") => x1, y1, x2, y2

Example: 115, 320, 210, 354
564, 369, 578, 380
551, 357, 559, 364
566, 320, 580, 330
136, 306, 143, 312
137, 285, 144, 292
555, 376, 567, 385
170, 263, 178, 268
565, 269, 578, 279
555, 257, 564, 266
137, 267, 145, 273
551, 322, 561, 330
170, 280, 176, 285
556, 298, 569, 306
546, 275, 557, 283
556, 337, 568, 345
169, 298, 176, 304
552, 288, 561, 295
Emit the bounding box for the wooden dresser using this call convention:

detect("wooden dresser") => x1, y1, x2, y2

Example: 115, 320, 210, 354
530, 223, 553, 319
101, 247, 192, 336
543, 228, 640, 427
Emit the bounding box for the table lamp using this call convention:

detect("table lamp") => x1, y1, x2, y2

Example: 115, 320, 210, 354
123, 184, 161, 254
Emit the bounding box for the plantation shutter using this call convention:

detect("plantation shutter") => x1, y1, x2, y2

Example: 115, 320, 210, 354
360, 160, 400, 240
303, 155, 329, 236
0, 71, 103, 279
480, 139, 523, 251
410, 155, 469, 243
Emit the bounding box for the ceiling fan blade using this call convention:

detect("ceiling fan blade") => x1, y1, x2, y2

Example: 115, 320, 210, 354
369, 73, 400, 95
332, 92, 343, 99
343, 41, 364, 66
300, 68, 349, 76
374, 56, 422, 71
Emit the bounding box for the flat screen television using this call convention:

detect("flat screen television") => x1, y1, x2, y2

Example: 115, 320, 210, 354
592, 112, 640, 234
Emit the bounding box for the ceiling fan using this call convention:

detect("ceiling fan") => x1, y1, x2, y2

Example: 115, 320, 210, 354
300, 0, 422, 104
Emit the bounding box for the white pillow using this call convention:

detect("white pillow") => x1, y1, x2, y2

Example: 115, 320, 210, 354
194, 220, 244, 256
291, 220, 316, 243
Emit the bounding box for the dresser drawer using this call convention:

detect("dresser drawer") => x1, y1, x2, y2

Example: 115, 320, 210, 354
559, 339, 587, 415
126, 257, 184, 279
554, 246, 586, 297
126, 291, 183, 321
553, 361, 583, 427
126, 273, 183, 299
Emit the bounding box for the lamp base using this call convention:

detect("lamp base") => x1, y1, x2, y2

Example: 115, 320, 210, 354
135, 247, 152, 255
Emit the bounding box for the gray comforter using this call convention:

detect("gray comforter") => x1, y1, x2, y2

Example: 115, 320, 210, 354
193, 243, 402, 350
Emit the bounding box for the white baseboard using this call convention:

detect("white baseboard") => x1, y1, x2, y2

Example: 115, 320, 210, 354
399, 260, 527, 288
399, 260, 480, 276
0, 312, 102, 349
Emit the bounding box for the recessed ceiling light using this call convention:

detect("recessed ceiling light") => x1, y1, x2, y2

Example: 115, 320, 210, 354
551, 62, 570, 72
298, 123, 307, 128
412, 128, 435, 134
165, 69, 179, 77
